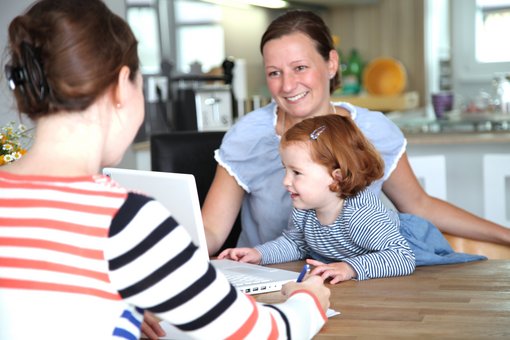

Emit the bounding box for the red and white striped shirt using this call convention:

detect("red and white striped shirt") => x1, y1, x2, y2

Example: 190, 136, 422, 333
0, 171, 326, 339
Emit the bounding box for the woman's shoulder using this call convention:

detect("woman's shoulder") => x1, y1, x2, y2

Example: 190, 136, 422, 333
333, 102, 406, 181
224, 102, 277, 141
219, 102, 280, 156
333, 101, 402, 136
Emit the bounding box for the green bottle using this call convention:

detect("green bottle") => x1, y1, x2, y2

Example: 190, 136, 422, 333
342, 49, 363, 95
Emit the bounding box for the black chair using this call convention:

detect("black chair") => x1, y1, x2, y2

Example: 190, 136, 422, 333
150, 131, 241, 254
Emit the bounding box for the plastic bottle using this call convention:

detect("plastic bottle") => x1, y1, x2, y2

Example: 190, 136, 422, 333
342, 49, 363, 95
494, 73, 510, 113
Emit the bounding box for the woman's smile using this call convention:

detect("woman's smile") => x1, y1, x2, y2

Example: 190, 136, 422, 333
285, 91, 309, 102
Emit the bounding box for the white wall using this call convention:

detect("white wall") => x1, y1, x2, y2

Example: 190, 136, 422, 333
0, 1, 32, 127
222, 5, 271, 97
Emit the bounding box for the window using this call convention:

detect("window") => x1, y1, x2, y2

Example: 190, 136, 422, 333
452, 0, 510, 83
126, 0, 162, 74
174, 0, 225, 73
476, 0, 510, 63
125, 0, 225, 75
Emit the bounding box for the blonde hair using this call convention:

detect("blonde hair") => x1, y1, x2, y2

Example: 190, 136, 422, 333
281, 114, 384, 199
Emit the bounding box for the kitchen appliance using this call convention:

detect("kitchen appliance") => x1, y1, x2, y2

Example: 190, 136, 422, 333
171, 58, 236, 131
174, 84, 233, 131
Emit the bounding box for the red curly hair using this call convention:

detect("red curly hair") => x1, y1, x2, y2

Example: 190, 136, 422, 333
280, 114, 384, 199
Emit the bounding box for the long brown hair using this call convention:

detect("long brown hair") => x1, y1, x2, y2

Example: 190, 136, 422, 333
260, 10, 340, 93
281, 114, 384, 199
5, 0, 139, 119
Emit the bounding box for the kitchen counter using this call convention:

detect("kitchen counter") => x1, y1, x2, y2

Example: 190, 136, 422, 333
403, 130, 510, 145
387, 109, 510, 144
385, 108, 510, 228
332, 91, 419, 112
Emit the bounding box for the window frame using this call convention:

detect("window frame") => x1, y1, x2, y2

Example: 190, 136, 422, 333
126, 1, 163, 74
451, 0, 510, 83
173, 0, 225, 73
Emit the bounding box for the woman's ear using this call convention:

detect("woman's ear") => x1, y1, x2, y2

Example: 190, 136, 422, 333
113, 66, 131, 107
328, 49, 339, 77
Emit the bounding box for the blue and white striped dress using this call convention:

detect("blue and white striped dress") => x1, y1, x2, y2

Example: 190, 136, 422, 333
255, 189, 416, 280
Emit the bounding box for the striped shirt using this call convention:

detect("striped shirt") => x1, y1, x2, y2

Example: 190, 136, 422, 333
0, 171, 326, 339
256, 189, 416, 280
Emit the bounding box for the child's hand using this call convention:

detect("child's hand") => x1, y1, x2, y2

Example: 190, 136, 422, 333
217, 247, 262, 264
306, 259, 357, 284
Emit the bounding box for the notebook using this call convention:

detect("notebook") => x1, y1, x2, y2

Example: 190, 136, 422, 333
101, 167, 299, 295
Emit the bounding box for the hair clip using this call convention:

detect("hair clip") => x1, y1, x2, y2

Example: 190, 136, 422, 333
310, 125, 326, 140
4, 42, 49, 107
20, 42, 49, 101
4, 65, 26, 91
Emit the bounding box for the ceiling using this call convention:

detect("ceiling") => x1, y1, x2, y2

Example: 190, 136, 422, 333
289, 0, 377, 7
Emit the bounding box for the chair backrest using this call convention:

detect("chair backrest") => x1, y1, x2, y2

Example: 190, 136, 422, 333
150, 131, 241, 253
443, 233, 510, 259
151, 131, 225, 205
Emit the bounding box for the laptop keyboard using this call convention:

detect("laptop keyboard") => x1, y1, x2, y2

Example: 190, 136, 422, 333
222, 271, 272, 286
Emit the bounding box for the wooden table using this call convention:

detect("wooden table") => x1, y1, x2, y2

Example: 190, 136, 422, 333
256, 260, 510, 338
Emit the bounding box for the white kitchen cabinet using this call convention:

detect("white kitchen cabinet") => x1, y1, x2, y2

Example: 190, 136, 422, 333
406, 134, 510, 228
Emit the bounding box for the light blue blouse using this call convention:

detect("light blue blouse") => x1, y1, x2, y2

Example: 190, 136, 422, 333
215, 101, 406, 247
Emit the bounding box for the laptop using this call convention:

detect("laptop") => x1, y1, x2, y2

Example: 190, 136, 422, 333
101, 167, 299, 295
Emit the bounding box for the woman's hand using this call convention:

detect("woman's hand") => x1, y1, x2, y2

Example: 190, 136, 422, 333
281, 275, 330, 312
307, 259, 356, 284
141, 311, 165, 340
217, 247, 262, 264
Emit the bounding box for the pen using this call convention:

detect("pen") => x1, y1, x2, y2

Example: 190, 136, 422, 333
296, 264, 310, 283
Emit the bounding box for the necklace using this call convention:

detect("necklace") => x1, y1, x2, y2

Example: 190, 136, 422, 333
279, 102, 337, 135
280, 108, 286, 135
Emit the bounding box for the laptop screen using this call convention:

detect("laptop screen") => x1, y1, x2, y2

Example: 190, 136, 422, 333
102, 168, 210, 262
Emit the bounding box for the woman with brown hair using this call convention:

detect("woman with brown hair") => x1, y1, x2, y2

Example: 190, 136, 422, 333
0, 1, 330, 339
204, 10, 510, 257
218, 115, 485, 283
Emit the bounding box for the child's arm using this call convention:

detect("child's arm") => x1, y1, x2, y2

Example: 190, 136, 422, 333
344, 210, 415, 280
255, 209, 310, 264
